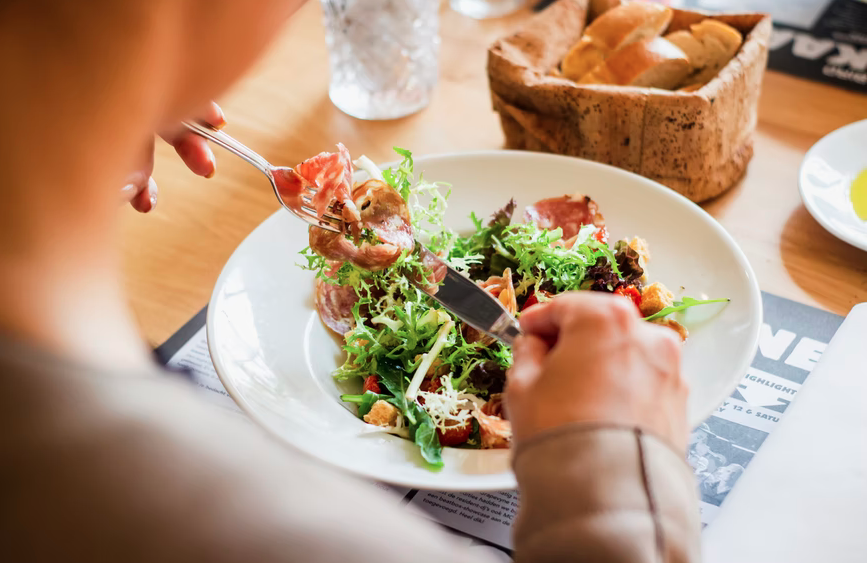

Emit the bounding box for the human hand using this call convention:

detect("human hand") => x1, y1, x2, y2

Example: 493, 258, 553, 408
122, 102, 225, 212
507, 292, 689, 452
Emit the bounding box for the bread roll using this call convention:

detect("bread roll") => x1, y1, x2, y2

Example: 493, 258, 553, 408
588, 0, 622, 21
578, 37, 690, 89
688, 19, 743, 84
664, 30, 708, 70
561, 1, 673, 81
692, 19, 743, 54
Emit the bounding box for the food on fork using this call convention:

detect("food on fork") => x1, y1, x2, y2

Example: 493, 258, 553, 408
298, 145, 728, 469
276, 143, 359, 222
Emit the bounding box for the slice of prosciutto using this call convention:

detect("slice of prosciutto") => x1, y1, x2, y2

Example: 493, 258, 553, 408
465, 268, 517, 346
314, 277, 358, 335
473, 408, 512, 449
524, 193, 605, 240
309, 179, 414, 271
274, 143, 360, 223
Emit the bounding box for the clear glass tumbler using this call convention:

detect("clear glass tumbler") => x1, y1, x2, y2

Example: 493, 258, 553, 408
320, 0, 440, 120
449, 0, 527, 19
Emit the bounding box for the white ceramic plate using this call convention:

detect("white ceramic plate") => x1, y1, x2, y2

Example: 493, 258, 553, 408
799, 119, 867, 252
207, 151, 762, 491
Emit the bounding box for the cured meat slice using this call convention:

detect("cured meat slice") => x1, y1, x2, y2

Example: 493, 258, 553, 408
479, 268, 517, 314
350, 179, 414, 250
412, 245, 448, 292
481, 393, 507, 419
274, 143, 360, 223
473, 408, 512, 449
524, 193, 605, 240
309, 179, 414, 271
314, 277, 358, 335
465, 269, 517, 345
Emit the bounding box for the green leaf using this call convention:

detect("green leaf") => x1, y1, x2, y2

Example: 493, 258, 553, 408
382, 147, 414, 201
375, 358, 444, 470
409, 410, 443, 467
644, 297, 731, 322
392, 146, 412, 159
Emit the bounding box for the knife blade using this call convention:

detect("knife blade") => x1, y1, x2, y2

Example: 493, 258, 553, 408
412, 245, 522, 346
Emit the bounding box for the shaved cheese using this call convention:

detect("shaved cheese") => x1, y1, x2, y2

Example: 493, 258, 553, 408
406, 320, 454, 401
418, 376, 481, 431
354, 155, 385, 182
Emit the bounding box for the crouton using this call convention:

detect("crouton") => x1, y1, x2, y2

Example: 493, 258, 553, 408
363, 400, 399, 427
639, 282, 675, 317
652, 318, 689, 341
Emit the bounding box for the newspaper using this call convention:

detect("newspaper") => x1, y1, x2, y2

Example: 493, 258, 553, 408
158, 291, 843, 557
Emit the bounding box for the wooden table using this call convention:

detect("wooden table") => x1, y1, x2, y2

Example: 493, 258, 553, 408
120, 2, 867, 346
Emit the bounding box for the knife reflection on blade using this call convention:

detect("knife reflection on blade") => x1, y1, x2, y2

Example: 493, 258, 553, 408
412, 244, 522, 346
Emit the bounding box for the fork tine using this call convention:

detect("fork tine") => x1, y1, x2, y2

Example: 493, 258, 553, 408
300, 205, 343, 222
294, 180, 346, 231
294, 205, 344, 232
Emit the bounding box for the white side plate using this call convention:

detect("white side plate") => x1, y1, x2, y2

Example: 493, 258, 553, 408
799, 119, 867, 252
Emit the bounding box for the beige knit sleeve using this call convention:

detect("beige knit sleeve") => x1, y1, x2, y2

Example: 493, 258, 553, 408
512, 426, 701, 563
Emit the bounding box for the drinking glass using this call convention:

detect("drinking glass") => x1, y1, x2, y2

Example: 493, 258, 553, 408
320, 0, 440, 120
449, 0, 527, 19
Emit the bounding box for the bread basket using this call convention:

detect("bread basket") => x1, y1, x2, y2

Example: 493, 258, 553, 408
487, 0, 772, 202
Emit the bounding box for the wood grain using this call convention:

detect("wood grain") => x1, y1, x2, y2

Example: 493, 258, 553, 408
119, 2, 867, 346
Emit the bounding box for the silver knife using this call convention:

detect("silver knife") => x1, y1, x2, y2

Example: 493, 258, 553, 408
413, 245, 522, 346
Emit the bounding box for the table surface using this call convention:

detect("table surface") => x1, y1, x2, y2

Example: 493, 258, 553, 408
120, 2, 867, 346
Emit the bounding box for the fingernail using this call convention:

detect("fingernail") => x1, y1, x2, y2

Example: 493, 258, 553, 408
149, 194, 158, 209
213, 104, 227, 129
205, 146, 216, 178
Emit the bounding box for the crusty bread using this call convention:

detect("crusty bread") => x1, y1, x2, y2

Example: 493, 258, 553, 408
579, 37, 690, 89
689, 19, 743, 84
561, 1, 673, 81
562, 37, 605, 82
588, 0, 622, 21
693, 19, 743, 54
678, 82, 704, 92
664, 29, 709, 70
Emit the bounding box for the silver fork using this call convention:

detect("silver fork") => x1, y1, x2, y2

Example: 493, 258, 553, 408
182, 121, 343, 233
184, 120, 522, 345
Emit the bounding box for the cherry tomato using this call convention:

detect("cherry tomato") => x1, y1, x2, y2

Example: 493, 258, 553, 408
362, 375, 382, 394
614, 284, 642, 313
437, 420, 472, 447
522, 289, 552, 311
416, 377, 441, 406
594, 227, 608, 243
420, 377, 441, 393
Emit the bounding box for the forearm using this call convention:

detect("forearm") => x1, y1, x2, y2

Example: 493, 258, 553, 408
513, 425, 701, 563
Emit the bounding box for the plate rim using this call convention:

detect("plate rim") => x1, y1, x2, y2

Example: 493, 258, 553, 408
206, 149, 762, 490
798, 118, 867, 253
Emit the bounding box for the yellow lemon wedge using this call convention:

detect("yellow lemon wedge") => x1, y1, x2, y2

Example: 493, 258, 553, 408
852, 168, 867, 221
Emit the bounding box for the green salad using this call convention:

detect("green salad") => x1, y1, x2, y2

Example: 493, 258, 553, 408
299, 147, 726, 469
